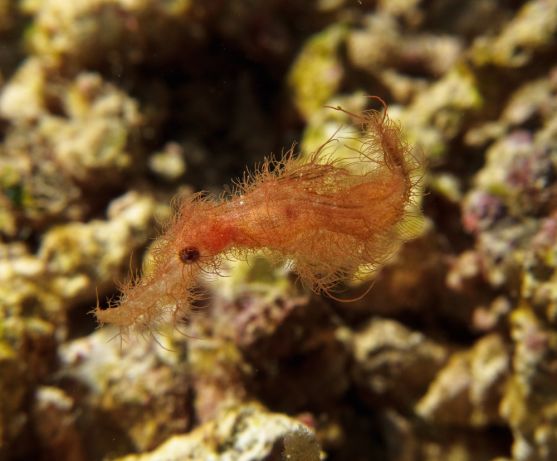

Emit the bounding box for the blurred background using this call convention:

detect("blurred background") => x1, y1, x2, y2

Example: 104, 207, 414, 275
1, 1, 557, 460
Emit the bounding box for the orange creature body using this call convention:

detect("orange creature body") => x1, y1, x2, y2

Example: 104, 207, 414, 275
95, 101, 422, 333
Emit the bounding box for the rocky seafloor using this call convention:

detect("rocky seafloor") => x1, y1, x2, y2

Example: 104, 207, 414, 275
1, 1, 557, 460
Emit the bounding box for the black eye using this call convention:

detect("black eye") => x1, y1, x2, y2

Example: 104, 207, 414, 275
179, 246, 200, 264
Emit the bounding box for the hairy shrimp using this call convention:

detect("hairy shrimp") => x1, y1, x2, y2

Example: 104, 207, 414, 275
95, 98, 423, 333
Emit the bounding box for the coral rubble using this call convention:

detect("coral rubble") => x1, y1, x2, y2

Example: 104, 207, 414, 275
2, 0, 557, 460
